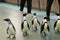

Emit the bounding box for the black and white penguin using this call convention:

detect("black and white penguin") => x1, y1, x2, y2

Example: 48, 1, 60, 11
54, 14, 60, 33
32, 13, 40, 31
3, 18, 16, 38
40, 17, 50, 36
21, 13, 30, 36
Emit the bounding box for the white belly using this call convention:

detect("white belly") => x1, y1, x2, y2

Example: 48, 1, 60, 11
23, 21, 28, 32
8, 25, 16, 35
55, 20, 60, 30
44, 23, 48, 32
34, 19, 38, 27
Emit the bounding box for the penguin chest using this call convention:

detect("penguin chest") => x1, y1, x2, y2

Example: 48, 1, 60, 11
56, 20, 60, 29
8, 25, 15, 34
34, 19, 38, 27
23, 21, 28, 32
44, 23, 48, 31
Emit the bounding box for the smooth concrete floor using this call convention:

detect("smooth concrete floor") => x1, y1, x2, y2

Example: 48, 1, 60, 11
0, 3, 60, 40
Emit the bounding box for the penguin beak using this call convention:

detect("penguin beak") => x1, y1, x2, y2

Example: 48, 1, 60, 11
3, 19, 6, 21
3, 18, 10, 21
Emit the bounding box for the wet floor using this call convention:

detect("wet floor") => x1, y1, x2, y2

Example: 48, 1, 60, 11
0, 3, 60, 40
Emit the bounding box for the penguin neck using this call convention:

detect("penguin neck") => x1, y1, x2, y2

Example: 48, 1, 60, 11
34, 16, 37, 19
24, 20, 26, 21
23, 16, 26, 21
8, 21, 12, 24
57, 16, 60, 20
43, 19, 47, 23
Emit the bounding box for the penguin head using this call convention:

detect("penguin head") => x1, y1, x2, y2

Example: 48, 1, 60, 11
55, 13, 60, 20
33, 13, 37, 18
23, 13, 27, 16
56, 13, 60, 16
43, 17, 48, 23
44, 17, 50, 21
23, 13, 27, 20
33, 13, 36, 16
3, 18, 11, 22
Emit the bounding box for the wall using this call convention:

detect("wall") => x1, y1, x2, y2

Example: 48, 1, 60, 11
4, 0, 59, 12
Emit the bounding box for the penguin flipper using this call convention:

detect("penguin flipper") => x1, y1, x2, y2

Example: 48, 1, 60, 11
32, 19, 34, 25
21, 22, 24, 30
7, 27, 9, 34
54, 21, 57, 30
47, 26, 50, 31
40, 24, 44, 33
11, 23, 16, 32
27, 23, 30, 29
37, 20, 40, 25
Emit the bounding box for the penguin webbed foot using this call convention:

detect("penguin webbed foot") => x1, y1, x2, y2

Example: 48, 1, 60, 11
40, 31, 47, 37
7, 35, 10, 39
33, 27, 38, 32
57, 29, 60, 33
55, 29, 60, 34
23, 32, 28, 36
42, 32, 47, 37
13, 35, 15, 38
35, 27, 38, 31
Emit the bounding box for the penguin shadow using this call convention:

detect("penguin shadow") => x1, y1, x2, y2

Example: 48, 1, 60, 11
6, 36, 16, 40
23, 32, 29, 37
23, 35, 31, 40
54, 31, 60, 40
54, 30, 60, 34
7, 38, 16, 40
7, 35, 16, 40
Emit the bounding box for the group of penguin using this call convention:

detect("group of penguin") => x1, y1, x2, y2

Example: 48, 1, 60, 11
3, 13, 60, 38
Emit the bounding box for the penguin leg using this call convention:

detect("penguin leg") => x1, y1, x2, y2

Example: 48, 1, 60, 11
55, 26, 59, 33
33, 25, 34, 29
7, 35, 10, 38
58, 26, 60, 33
57, 29, 60, 33
11, 34, 15, 38
35, 27, 38, 31
23, 32, 26, 36
54, 27, 60, 33
32, 25, 35, 31
25, 32, 28, 36
13, 35, 15, 38
9, 34, 15, 39
42, 31, 47, 36
40, 27, 43, 34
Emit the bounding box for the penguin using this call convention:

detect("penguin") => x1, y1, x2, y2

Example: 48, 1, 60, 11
40, 17, 50, 36
32, 13, 40, 31
3, 18, 16, 38
21, 13, 30, 36
54, 14, 60, 33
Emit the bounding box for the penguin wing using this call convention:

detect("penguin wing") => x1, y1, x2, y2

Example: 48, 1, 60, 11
47, 25, 50, 31
54, 21, 57, 29
27, 22, 30, 29
21, 22, 24, 30
7, 27, 9, 34
32, 19, 34, 25
12, 24, 16, 32
40, 24, 44, 33
37, 20, 40, 25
